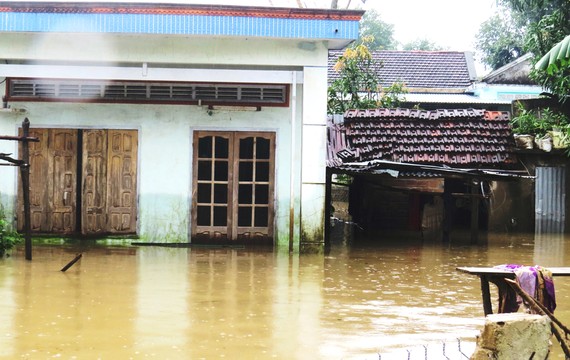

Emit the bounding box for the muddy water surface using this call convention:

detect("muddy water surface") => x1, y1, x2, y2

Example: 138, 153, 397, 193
1, 230, 570, 359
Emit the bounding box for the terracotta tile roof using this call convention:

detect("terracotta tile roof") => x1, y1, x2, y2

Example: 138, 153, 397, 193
328, 50, 476, 90
328, 108, 517, 169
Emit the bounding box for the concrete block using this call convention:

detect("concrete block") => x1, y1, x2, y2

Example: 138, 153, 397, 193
471, 313, 551, 360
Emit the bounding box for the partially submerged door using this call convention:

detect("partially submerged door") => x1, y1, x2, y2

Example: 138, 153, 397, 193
104, 130, 138, 234
19, 128, 138, 236
192, 131, 275, 243
82, 129, 138, 235
50, 129, 78, 233
19, 128, 77, 233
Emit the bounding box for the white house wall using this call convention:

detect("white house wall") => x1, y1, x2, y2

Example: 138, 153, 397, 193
0, 33, 329, 68
0, 100, 297, 245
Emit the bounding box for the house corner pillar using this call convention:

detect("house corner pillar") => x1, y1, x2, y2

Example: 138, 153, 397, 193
299, 66, 327, 254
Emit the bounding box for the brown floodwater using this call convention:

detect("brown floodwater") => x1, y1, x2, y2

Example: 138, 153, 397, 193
1, 229, 570, 359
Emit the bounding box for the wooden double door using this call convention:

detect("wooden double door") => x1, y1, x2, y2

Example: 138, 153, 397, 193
192, 131, 275, 244
18, 128, 138, 236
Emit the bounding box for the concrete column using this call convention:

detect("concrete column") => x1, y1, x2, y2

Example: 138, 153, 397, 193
300, 66, 327, 253
471, 313, 551, 360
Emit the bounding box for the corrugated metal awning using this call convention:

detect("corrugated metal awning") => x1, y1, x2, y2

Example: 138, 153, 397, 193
330, 159, 533, 181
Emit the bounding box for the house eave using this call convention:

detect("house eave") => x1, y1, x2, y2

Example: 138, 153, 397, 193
0, 63, 304, 84
0, 2, 363, 49
0, 2, 365, 20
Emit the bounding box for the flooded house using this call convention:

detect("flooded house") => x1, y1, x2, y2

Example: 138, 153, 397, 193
0, 1, 364, 252
326, 108, 530, 243
325, 50, 570, 244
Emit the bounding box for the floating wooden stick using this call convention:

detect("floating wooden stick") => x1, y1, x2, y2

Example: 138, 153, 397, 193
61, 253, 82, 272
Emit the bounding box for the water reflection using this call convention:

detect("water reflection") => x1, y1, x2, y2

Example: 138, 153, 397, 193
535, 232, 566, 266
0, 257, 15, 357
1, 231, 570, 359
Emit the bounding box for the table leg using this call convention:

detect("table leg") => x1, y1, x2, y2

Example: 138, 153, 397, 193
480, 275, 493, 316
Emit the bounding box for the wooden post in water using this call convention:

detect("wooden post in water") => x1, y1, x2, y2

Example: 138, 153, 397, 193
21, 118, 32, 260
442, 182, 452, 243
0, 118, 38, 260
470, 181, 480, 245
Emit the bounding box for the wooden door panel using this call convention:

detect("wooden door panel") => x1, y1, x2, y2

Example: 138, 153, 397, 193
49, 129, 77, 233
82, 130, 107, 234
18, 128, 138, 236
18, 128, 49, 232
106, 130, 137, 234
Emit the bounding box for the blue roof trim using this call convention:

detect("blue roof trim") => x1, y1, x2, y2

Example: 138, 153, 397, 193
0, 12, 359, 40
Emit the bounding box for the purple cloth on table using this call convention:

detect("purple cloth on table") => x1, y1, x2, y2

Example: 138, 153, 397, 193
493, 264, 556, 313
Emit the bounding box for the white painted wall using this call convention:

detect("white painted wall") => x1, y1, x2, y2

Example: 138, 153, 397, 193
0, 33, 328, 68
0, 101, 295, 242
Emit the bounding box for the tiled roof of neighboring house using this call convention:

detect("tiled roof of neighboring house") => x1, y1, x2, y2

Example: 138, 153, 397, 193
327, 108, 517, 170
328, 50, 477, 91
481, 53, 537, 85
469, 54, 544, 103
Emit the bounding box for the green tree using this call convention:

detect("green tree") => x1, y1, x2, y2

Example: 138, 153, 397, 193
534, 34, 570, 103
501, 0, 570, 56
475, 0, 570, 97
501, 0, 570, 25
402, 38, 444, 51
327, 37, 407, 114
356, 9, 397, 50
499, 0, 570, 101
475, 11, 526, 70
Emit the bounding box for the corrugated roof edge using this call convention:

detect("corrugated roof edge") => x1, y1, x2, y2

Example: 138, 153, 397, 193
0, 1, 365, 20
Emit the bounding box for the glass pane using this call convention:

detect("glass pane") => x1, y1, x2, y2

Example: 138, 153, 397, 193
197, 183, 211, 203
254, 207, 268, 227
256, 162, 269, 182
239, 161, 253, 181
213, 206, 227, 226
238, 184, 252, 204
239, 137, 254, 159
238, 206, 252, 227
197, 206, 210, 226
198, 136, 212, 158
255, 184, 269, 204
256, 137, 270, 159
197, 160, 211, 181
213, 184, 227, 204
214, 161, 228, 181
215, 137, 229, 158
